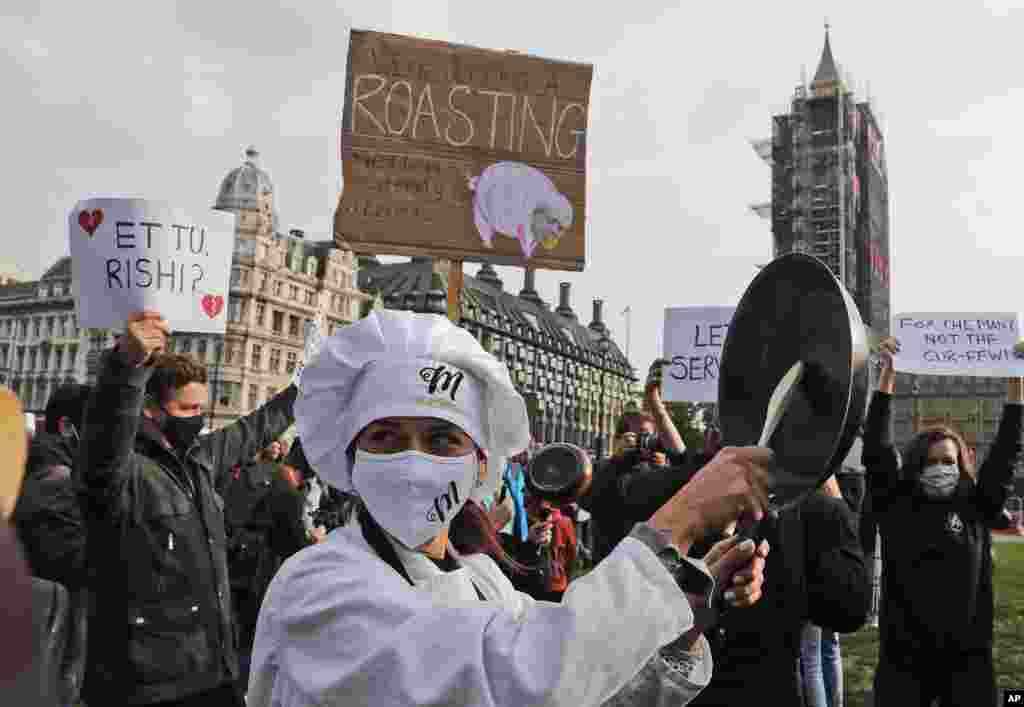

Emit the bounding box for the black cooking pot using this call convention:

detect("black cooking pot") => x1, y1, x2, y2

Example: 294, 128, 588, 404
524, 443, 593, 504
717, 253, 870, 511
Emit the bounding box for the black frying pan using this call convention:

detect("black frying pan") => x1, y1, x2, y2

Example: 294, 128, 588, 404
718, 253, 870, 521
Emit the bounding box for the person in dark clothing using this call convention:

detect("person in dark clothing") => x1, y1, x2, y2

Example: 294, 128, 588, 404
224, 441, 313, 693
686, 479, 870, 707
863, 337, 1021, 707
12, 383, 91, 589
582, 361, 700, 565
78, 312, 297, 707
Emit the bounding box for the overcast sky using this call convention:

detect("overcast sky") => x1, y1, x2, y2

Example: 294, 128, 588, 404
3, 0, 1023, 373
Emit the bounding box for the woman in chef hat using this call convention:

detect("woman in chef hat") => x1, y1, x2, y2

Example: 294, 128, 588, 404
247, 310, 772, 707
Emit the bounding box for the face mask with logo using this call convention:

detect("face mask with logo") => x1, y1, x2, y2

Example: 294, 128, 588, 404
352, 449, 479, 550
919, 463, 960, 499
161, 410, 205, 451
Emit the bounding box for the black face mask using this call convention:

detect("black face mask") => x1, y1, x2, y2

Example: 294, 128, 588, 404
161, 410, 205, 451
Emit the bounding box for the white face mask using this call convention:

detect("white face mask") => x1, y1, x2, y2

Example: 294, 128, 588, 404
919, 463, 960, 499
352, 449, 479, 550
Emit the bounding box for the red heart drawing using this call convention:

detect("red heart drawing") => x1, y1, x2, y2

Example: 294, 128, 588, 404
77, 209, 104, 237
201, 294, 224, 319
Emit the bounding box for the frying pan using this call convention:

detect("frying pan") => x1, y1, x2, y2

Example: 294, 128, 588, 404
717, 252, 870, 517
524, 443, 593, 504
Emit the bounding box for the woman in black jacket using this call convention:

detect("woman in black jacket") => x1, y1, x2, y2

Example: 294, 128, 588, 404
863, 338, 1022, 707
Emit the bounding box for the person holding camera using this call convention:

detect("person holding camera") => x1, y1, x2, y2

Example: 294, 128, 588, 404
499, 492, 578, 602
582, 360, 702, 565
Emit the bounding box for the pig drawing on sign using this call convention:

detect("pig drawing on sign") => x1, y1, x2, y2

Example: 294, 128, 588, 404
468, 162, 573, 259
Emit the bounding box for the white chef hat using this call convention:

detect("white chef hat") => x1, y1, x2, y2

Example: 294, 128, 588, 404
296, 310, 531, 493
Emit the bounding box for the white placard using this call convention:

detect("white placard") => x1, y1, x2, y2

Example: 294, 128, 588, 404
662, 306, 736, 403
892, 312, 1024, 377
69, 198, 234, 333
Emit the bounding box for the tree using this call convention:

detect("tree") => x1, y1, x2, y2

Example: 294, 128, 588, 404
664, 401, 706, 452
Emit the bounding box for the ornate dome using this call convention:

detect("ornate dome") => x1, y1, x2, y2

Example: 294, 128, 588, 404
214, 146, 276, 213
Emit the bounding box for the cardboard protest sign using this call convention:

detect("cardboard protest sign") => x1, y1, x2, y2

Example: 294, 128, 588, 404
69, 198, 234, 333
662, 306, 736, 403
335, 30, 592, 271
892, 312, 1024, 377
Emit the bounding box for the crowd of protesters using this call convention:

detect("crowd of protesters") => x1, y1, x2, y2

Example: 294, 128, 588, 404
0, 311, 1020, 707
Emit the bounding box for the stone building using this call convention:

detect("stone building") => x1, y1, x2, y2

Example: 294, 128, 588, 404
187, 146, 368, 429
359, 258, 634, 457
0, 257, 90, 412
0, 147, 369, 430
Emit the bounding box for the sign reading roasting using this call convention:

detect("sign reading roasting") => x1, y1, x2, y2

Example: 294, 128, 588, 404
335, 30, 592, 272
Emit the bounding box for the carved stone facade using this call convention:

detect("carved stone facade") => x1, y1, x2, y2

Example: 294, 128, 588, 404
0, 147, 369, 430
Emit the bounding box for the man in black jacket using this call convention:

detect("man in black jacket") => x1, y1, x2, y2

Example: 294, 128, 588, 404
687, 488, 870, 706
78, 312, 297, 707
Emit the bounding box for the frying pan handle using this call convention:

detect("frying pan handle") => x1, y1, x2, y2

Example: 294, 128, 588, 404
714, 511, 777, 616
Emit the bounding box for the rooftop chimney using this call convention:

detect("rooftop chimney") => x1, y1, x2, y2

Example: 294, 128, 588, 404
556, 282, 576, 320
520, 267, 545, 307
476, 262, 503, 290
589, 299, 607, 334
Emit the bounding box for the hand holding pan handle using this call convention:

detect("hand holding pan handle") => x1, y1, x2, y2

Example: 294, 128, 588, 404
715, 361, 804, 617
734, 360, 805, 541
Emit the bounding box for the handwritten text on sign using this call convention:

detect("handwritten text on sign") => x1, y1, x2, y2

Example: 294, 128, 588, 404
892, 312, 1024, 377
336, 30, 592, 271
663, 306, 736, 403
69, 198, 234, 334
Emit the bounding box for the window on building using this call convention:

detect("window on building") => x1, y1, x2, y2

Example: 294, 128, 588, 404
290, 285, 299, 301
197, 339, 208, 359
230, 268, 242, 288
55, 348, 63, 371
181, 338, 192, 354
70, 316, 78, 338
272, 311, 284, 334
288, 315, 300, 338
305, 291, 316, 306
228, 300, 242, 323
286, 351, 297, 374
249, 384, 260, 411
252, 344, 263, 370
270, 348, 281, 373
56, 317, 65, 337
225, 345, 235, 365
28, 349, 36, 370
274, 281, 283, 297
256, 303, 266, 327
68, 346, 77, 369
45, 317, 54, 337
33, 318, 41, 337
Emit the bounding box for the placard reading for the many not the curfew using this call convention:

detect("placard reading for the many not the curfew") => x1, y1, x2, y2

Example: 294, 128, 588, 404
662, 306, 736, 403
892, 312, 1024, 377
68, 198, 234, 333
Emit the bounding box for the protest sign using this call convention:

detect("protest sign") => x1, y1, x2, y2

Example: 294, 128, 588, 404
69, 198, 234, 333
663, 306, 736, 403
892, 312, 1024, 377
335, 30, 593, 271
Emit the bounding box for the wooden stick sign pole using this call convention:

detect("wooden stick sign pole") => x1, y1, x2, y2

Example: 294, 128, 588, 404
447, 259, 464, 324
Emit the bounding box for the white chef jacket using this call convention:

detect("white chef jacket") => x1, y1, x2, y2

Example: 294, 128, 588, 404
247, 519, 713, 707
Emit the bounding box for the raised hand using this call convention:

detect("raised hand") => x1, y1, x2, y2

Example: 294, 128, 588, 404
118, 311, 170, 368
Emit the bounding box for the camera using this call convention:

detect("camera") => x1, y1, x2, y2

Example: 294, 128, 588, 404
635, 432, 662, 453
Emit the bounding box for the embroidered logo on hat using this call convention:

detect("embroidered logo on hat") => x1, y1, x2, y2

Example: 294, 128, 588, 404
419, 365, 464, 401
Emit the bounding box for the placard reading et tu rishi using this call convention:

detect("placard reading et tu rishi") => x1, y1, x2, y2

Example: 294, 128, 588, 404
68, 198, 234, 334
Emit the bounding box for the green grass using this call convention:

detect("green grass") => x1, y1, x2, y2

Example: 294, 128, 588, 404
841, 541, 1024, 707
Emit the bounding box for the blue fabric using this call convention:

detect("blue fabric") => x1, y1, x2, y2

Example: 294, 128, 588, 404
800, 623, 828, 707
801, 623, 843, 707
822, 629, 843, 707
502, 462, 529, 542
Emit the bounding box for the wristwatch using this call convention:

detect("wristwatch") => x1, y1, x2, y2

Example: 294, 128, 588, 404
630, 523, 717, 625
